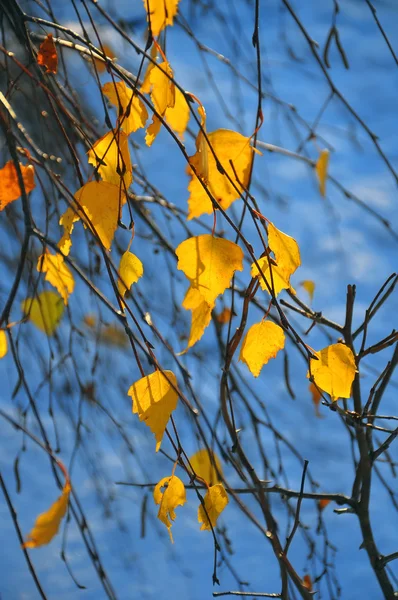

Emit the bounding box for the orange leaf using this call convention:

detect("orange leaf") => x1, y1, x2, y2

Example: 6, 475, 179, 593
94, 43, 116, 73
319, 499, 331, 511
216, 308, 232, 324
37, 34, 58, 74
302, 574, 313, 591
0, 160, 35, 210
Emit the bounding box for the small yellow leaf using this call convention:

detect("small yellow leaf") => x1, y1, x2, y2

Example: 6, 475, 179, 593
189, 449, 222, 486
198, 484, 228, 531
180, 286, 212, 352
0, 330, 7, 359
87, 130, 132, 189
153, 475, 186, 543
145, 115, 163, 147
251, 256, 293, 297
165, 87, 190, 140
239, 320, 285, 377
268, 223, 301, 280
0, 160, 35, 211
117, 251, 143, 298
128, 370, 179, 451
141, 45, 158, 94
176, 235, 244, 307
21, 291, 64, 336
37, 251, 75, 305
23, 480, 71, 548
300, 280, 315, 302
187, 129, 254, 220
315, 149, 329, 197
93, 43, 116, 73
143, 0, 181, 37
308, 343, 356, 400
103, 81, 148, 135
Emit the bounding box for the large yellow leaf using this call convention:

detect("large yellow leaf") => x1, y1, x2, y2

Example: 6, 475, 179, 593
128, 370, 179, 451
87, 130, 132, 188
176, 235, 244, 307
165, 87, 190, 140
153, 475, 186, 543
0, 330, 7, 359
309, 343, 356, 401
23, 481, 71, 548
198, 484, 228, 531
37, 251, 74, 305
21, 291, 64, 336
143, 0, 181, 37
0, 160, 35, 211
189, 449, 222, 486
251, 256, 292, 297
315, 149, 329, 197
180, 286, 212, 352
239, 320, 285, 377
103, 81, 148, 135
59, 181, 126, 254
117, 251, 143, 298
187, 129, 254, 220
268, 223, 301, 280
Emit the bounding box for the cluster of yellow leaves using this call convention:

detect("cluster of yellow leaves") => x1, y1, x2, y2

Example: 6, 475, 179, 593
143, 0, 181, 37
315, 149, 329, 197
308, 343, 357, 401
0, 160, 35, 211
21, 291, 65, 336
37, 34, 58, 74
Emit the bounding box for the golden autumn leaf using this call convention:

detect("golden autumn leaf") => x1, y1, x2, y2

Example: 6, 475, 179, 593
128, 370, 179, 451
103, 81, 148, 135
239, 320, 285, 377
59, 181, 126, 255
87, 130, 132, 188
165, 87, 190, 140
37, 33, 58, 74
93, 43, 116, 73
302, 575, 313, 592
308, 343, 356, 401
153, 475, 186, 542
145, 61, 175, 146
23, 480, 71, 548
0, 330, 7, 359
143, 0, 181, 37
117, 251, 144, 298
0, 160, 35, 211
198, 484, 228, 531
37, 251, 74, 305
141, 45, 158, 94
176, 235, 244, 307
180, 286, 212, 352
315, 149, 329, 197
268, 222, 301, 280
300, 280, 315, 302
21, 290, 64, 336
309, 381, 322, 418
318, 499, 331, 511
189, 449, 223, 486
251, 256, 293, 297
187, 129, 254, 220
216, 307, 232, 324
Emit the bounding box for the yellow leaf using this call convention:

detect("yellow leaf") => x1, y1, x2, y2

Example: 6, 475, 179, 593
187, 129, 254, 220
300, 280, 315, 302
59, 181, 126, 254
315, 149, 329, 197
23, 481, 71, 548
153, 475, 186, 543
143, 0, 181, 37
37, 251, 74, 305
189, 449, 222, 485
103, 81, 148, 135
251, 256, 293, 297
87, 130, 132, 188
141, 45, 158, 94
128, 370, 179, 451
93, 43, 116, 73
165, 87, 190, 140
198, 484, 228, 531
145, 61, 175, 146
21, 290, 64, 336
117, 251, 144, 297
176, 235, 244, 307
0, 160, 35, 211
180, 286, 212, 352
145, 115, 163, 147
268, 222, 301, 280
0, 330, 7, 359
308, 343, 356, 400
239, 320, 285, 377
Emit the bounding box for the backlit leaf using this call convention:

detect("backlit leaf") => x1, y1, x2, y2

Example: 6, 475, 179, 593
87, 130, 132, 188
308, 343, 356, 401
300, 280, 315, 302
23, 480, 71, 548
180, 286, 212, 352
315, 149, 329, 197
302, 575, 313, 592
103, 81, 148, 135
0, 330, 7, 359
0, 160, 35, 211
176, 235, 244, 307
37, 251, 74, 305
21, 291, 64, 336
319, 499, 331, 511
189, 449, 222, 486
187, 129, 254, 220
268, 222, 301, 280
251, 256, 292, 297
117, 251, 144, 298
143, 0, 181, 37
145, 61, 175, 146
93, 43, 116, 73
37, 34, 58, 74
198, 484, 228, 531
309, 381, 322, 418
165, 87, 190, 140
128, 370, 179, 451
239, 320, 285, 377
153, 475, 186, 542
